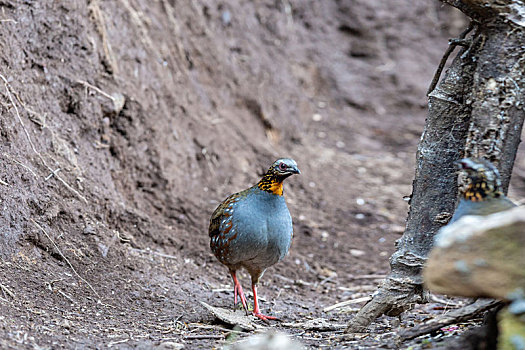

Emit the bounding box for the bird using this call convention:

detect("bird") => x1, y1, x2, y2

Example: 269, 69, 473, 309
449, 158, 516, 224
209, 158, 300, 321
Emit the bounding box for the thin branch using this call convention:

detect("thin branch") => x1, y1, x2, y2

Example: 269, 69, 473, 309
108, 338, 130, 347
427, 22, 475, 96
324, 297, 372, 312
0, 283, 15, 299
184, 334, 225, 340
399, 299, 501, 341
130, 248, 179, 260
2, 152, 38, 178
76, 80, 115, 101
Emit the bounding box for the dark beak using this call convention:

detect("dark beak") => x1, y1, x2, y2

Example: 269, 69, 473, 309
454, 158, 468, 170
290, 166, 300, 175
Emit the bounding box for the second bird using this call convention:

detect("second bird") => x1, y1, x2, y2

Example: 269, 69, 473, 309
450, 157, 516, 224
209, 158, 300, 321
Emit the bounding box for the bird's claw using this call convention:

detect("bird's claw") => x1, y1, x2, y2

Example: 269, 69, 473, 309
253, 312, 278, 321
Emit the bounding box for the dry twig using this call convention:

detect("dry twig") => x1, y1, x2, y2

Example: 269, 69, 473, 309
76, 80, 115, 101
108, 338, 130, 347
323, 297, 371, 312
0, 283, 15, 299
184, 334, 225, 340
44, 168, 61, 181
32, 219, 100, 299
430, 295, 466, 307
130, 248, 178, 260
189, 323, 239, 333
2, 152, 38, 178
58, 290, 75, 304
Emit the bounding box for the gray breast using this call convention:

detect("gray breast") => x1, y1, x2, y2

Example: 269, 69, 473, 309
227, 188, 293, 269
450, 197, 516, 224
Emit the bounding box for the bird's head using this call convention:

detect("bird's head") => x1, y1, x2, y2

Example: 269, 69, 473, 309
455, 158, 502, 201
268, 158, 300, 178
257, 158, 300, 195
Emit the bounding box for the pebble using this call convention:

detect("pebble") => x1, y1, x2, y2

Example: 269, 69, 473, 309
158, 342, 185, 350
222, 11, 231, 26
350, 249, 365, 257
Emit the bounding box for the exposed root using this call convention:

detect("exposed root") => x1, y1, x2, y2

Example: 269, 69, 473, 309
399, 299, 501, 341
345, 277, 429, 333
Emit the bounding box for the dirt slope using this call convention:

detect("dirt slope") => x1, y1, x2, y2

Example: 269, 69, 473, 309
0, 0, 523, 349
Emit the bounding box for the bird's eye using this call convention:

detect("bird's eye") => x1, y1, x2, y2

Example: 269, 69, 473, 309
279, 162, 287, 171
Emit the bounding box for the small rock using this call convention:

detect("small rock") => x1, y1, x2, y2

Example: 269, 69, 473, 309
83, 225, 96, 235
350, 249, 365, 257
225, 331, 303, 350
157, 342, 184, 350
98, 243, 109, 258
222, 11, 231, 26
112, 93, 125, 114
424, 207, 525, 299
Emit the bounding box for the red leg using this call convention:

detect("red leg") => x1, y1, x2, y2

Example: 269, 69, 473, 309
252, 283, 277, 321
230, 271, 248, 314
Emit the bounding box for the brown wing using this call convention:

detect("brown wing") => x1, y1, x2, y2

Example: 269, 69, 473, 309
209, 193, 238, 238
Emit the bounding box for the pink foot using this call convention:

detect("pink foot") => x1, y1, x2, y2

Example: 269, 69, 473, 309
230, 271, 248, 314
251, 283, 279, 321
253, 312, 278, 321
233, 282, 248, 312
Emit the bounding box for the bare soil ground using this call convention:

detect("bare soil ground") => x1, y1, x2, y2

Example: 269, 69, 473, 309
0, 1, 524, 349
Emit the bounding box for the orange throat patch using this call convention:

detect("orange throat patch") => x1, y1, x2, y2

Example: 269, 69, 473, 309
257, 175, 284, 195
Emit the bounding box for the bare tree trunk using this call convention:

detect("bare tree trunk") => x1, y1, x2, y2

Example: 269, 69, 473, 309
346, 0, 525, 332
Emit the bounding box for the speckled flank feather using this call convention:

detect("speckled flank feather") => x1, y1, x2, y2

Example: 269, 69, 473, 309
209, 191, 244, 262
